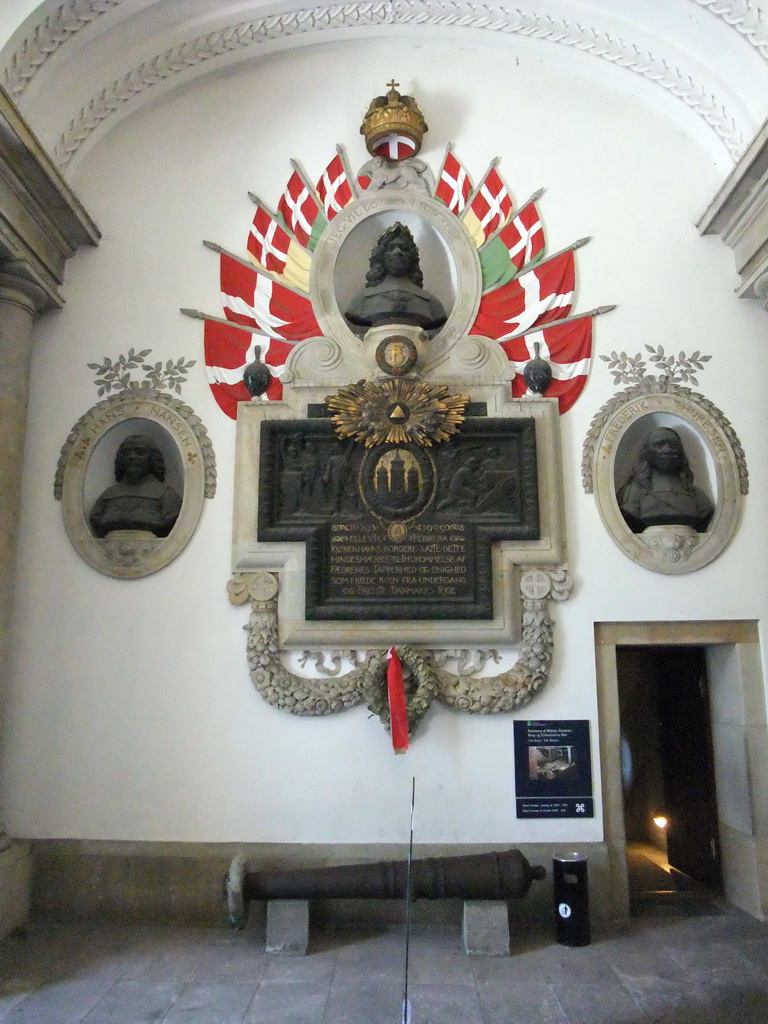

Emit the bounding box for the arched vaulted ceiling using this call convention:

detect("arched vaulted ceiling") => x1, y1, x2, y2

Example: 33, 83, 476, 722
2, 1, 768, 177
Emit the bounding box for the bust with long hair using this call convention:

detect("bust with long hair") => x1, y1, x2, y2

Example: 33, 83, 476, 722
90, 434, 182, 538
617, 426, 714, 533
345, 222, 446, 332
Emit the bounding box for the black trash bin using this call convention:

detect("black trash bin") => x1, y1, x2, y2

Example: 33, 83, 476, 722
553, 853, 590, 946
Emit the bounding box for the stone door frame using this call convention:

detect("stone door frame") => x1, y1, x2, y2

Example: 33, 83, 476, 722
595, 620, 767, 922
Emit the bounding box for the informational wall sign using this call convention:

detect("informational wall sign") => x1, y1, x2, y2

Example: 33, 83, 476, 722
514, 720, 594, 818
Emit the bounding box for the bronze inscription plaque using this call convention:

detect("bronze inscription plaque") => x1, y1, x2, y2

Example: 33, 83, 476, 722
328, 520, 470, 602
258, 418, 539, 620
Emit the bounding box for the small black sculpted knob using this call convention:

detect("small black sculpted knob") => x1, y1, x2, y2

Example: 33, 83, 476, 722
243, 345, 272, 397
522, 341, 553, 395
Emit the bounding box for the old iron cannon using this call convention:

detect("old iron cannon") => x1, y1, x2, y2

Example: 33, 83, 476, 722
225, 848, 546, 928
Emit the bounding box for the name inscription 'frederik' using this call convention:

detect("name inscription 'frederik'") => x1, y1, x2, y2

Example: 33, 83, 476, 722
598, 393, 734, 481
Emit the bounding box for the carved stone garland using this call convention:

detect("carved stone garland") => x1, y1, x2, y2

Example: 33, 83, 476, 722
228, 566, 572, 738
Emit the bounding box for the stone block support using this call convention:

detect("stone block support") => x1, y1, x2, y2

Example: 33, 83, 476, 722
0, 841, 31, 936
462, 900, 510, 956
698, 113, 768, 304
266, 899, 310, 955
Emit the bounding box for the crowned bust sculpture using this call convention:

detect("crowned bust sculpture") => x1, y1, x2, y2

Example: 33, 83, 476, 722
345, 222, 447, 333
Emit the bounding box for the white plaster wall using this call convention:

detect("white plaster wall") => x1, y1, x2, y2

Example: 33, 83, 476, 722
0, 0, 41, 44
2, 37, 767, 846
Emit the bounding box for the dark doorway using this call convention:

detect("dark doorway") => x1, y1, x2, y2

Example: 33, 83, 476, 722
617, 645, 722, 899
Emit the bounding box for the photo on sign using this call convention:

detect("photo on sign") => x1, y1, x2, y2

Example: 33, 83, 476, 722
528, 745, 578, 781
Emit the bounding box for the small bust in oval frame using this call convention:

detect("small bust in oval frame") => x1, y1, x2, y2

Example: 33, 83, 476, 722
616, 426, 715, 534
89, 433, 183, 539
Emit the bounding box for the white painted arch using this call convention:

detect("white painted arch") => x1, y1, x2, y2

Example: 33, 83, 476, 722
2, 1, 768, 175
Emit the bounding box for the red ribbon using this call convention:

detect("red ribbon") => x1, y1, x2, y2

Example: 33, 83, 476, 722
387, 647, 409, 754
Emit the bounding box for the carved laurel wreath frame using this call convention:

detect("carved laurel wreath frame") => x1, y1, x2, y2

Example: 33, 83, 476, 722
582, 381, 748, 574
55, 390, 217, 578
229, 567, 573, 737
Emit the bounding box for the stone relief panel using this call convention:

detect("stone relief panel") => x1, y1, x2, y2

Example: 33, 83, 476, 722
233, 396, 566, 649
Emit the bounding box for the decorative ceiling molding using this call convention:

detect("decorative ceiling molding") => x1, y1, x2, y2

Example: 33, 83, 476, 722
693, 0, 768, 60
0, 85, 99, 309
0, 2, 757, 168
42, 2, 749, 171
7, 1, 768, 107
3, 1, 127, 102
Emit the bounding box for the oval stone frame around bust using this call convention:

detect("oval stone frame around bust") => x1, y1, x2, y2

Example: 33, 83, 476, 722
310, 190, 482, 358
588, 391, 746, 574
55, 391, 216, 579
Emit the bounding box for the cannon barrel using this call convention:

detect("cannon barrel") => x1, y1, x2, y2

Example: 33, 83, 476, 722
226, 849, 546, 928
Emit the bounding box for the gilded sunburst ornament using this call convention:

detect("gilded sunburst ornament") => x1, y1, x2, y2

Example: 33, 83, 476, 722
326, 379, 468, 447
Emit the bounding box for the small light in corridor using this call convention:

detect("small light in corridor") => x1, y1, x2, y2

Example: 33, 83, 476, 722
653, 814, 668, 829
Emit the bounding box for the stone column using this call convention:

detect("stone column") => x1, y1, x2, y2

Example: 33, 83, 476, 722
0, 266, 47, 853
0, 87, 99, 938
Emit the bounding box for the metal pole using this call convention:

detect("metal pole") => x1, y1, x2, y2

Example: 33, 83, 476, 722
401, 777, 415, 1024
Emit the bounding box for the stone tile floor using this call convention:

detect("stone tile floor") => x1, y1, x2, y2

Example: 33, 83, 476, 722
1, 904, 767, 1023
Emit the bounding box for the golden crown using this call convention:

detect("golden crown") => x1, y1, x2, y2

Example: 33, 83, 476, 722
360, 80, 428, 157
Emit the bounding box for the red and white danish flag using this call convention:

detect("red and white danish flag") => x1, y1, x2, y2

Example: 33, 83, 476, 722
277, 168, 324, 250
247, 202, 290, 273
470, 249, 575, 339
246, 198, 311, 293
203, 319, 293, 419
501, 313, 594, 414
315, 152, 356, 220
220, 252, 321, 341
493, 200, 545, 274
462, 164, 514, 246
434, 147, 473, 215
